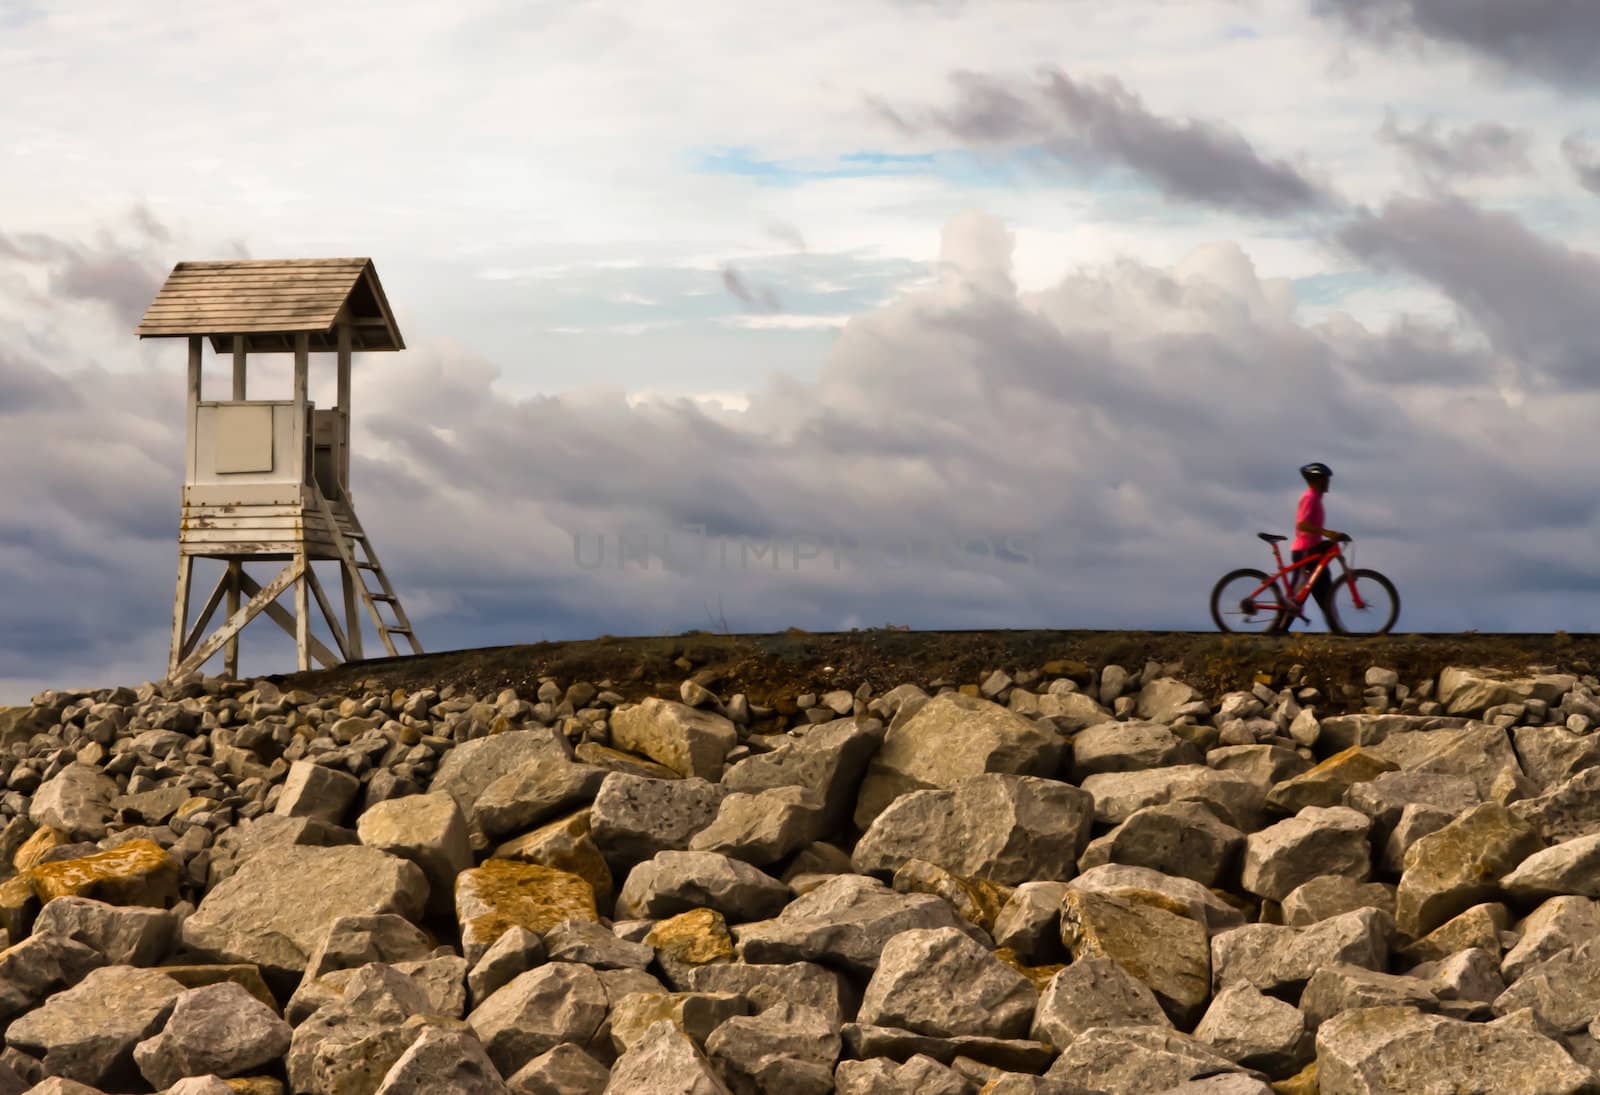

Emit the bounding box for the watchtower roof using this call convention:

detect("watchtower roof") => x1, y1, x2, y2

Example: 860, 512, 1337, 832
136, 257, 404, 354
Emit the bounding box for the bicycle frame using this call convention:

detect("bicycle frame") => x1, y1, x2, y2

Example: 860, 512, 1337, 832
1245, 540, 1361, 623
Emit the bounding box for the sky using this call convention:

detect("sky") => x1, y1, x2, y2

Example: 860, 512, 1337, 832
4, 0, 1600, 701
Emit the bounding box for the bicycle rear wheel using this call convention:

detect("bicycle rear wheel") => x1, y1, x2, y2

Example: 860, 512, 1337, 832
1210, 569, 1288, 634
1329, 568, 1400, 635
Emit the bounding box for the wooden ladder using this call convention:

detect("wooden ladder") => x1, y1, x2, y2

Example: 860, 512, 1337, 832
317, 492, 423, 658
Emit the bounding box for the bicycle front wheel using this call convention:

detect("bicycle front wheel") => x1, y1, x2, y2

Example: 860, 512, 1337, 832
1329, 569, 1400, 635
1210, 569, 1288, 634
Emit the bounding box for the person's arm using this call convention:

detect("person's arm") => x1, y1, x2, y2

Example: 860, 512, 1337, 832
1297, 518, 1344, 539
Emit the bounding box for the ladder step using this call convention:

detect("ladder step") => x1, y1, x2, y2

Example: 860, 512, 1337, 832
371, 594, 397, 603
386, 626, 413, 636
356, 562, 379, 570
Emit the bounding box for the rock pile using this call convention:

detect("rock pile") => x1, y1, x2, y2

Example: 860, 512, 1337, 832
2, 659, 1600, 1092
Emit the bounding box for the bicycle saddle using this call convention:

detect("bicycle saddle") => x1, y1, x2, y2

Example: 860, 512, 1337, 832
1257, 532, 1287, 543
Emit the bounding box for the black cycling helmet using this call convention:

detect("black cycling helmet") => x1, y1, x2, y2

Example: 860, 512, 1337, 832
1300, 462, 1332, 483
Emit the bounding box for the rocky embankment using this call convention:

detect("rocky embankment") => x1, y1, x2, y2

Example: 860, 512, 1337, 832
3, 656, 1600, 1094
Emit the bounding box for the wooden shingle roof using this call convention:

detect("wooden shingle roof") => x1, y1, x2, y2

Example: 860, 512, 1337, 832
136, 258, 404, 354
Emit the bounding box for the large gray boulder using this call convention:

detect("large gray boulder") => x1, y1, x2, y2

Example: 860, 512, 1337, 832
180, 844, 428, 986
1030, 957, 1170, 1051
610, 698, 739, 781
133, 982, 291, 1089
688, 787, 827, 866
853, 693, 1066, 827
1500, 833, 1600, 900
505, 1043, 610, 1094
994, 882, 1071, 964
857, 927, 1036, 1039
1436, 667, 1574, 716
705, 1002, 839, 1095
1494, 938, 1600, 1034
686, 962, 851, 1027
1044, 1027, 1248, 1094
853, 774, 1094, 885
1369, 723, 1535, 805
1315, 1005, 1591, 1094
1299, 965, 1439, 1032
1502, 897, 1600, 982
604, 1019, 732, 1094
4, 965, 184, 1088
1137, 678, 1202, 722
274, 760, 360, 825
1060, 888, 1211, 1025
28, 764, 118, 840
1240, 806, 1371, 903
1394, 803, 1543, 939
1071, 721, 1202, 780
590, 775, 730, 865
615, 851, 791, 922
472, 759, 609, 840
1068, 864, 1247, 937
1211, 908, 1393, 997
357, 792, 475, 920
1077, 801, 1244, 887
429, 729, 573, 820
721, 718, 882, 830
374, 1026, 508, 1095
285, 964, 432, 1095
1514, 767, 1600, 843
31, 896, 178, 966
0, 934, 103, 1024
467, 962, 608, 1077
1079, 767, 1267, 831
734, 874, 976, 976
1192, 983, 1308, 1075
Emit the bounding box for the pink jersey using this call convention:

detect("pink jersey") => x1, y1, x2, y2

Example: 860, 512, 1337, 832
1292, 488, 1324, 552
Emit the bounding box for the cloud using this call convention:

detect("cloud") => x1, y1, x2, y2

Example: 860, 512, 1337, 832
10, 203, 1600, 700
1563, 132, 1600, 195
720, 265, 783, 313
1378, 113, 1532, 180
876, 68, 1336, 216
1337, 193, 1600, 386
1314, 0, 1600, 90
0, 210, 169, 328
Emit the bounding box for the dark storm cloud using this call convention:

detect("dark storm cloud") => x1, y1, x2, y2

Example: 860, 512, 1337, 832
1314, 0, 1600, 90
10, 206, 1600, 695
1378, 113, 1532, 179
1338, 194, 1600, 386
878, 68, 1337, 216
0, 211, 168, 328
1563, 133, 1600, 196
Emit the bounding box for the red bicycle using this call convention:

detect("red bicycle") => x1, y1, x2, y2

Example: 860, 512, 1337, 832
1210, 533, 1400, 635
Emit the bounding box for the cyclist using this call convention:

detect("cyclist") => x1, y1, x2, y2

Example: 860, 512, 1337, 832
1288, 462, 1345, 630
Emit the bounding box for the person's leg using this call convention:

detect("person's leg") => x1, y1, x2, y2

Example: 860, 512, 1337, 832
1309, 547, 1337, 629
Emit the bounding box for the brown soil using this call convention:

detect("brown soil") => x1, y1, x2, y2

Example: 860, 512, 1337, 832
282, 629, 1600, 713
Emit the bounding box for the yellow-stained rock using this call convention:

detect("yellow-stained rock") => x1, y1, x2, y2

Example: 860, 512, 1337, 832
646, 908, 736, 967
173, 797, 220, 823
994, 948, 1065, 993
1266, 747, 1400, 814
225, 1078, 286, 1095
1060, 887, 1210, 1025
891, 858, 1013, 933
156, 963, 279, 1012
1272, 1060, 1318, 1095
13, 826, 70, 873
492, 809, 614, 906
0, 874, 38, 941
456, 860, 597, 960
26, 839, 180, 907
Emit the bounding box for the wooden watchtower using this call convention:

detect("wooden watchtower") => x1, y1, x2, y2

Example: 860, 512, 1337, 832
136, 258, 423, 679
